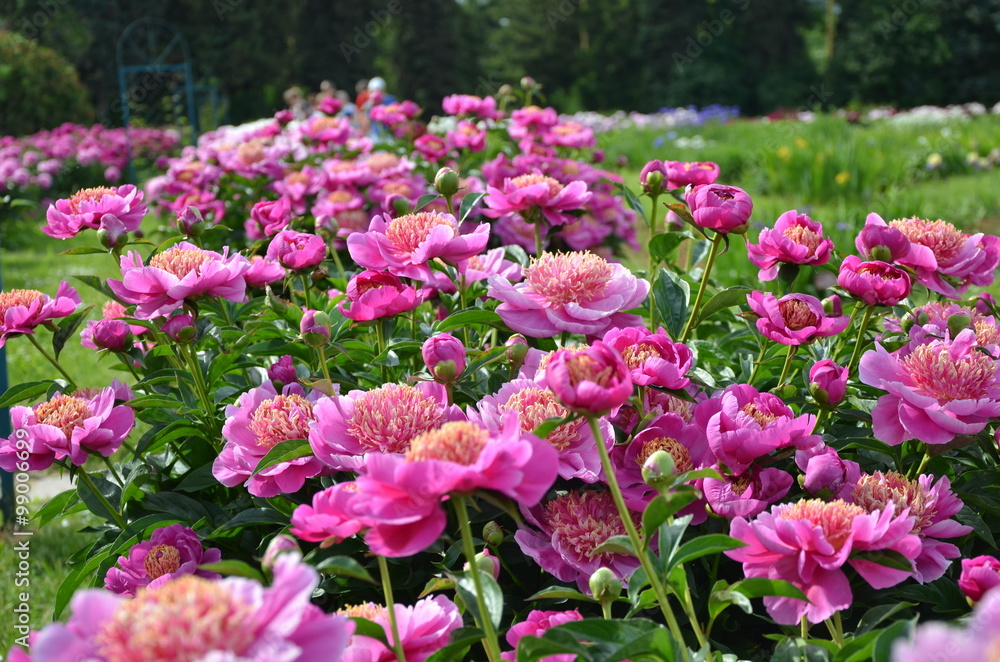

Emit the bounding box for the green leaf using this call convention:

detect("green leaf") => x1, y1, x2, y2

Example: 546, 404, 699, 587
641, 492, 697, 539
872, 618, 916, 662
198, 560, 266, 582
425, 628, 487, 662
525, 587, 599, 603
708, 580, 753, 622
0, 380, 55, 408
214, 508, 289, 532
350, 617, 389, 644
694, 286, 751, 325
72, 274, 122, 302
58, 245, 107, 255
591, 534, 635, 557
956, 505, 996, 547
850, 549, 914, 573
251, 438, 312, 476
731, 577, 808, 602
832, 630, 882, 662
464, 346, 509, 376
315, 555, 376, 583
436, 309, 503, 332
855, 602, 914, 636
652, 268, 690, 338
617, 183, 648, 225
76, 473, 123, 522
52, 308, 90, 359
517, 618, 676, 662
54, 544, 110, 618
666, 534, 745, 571
33, 488, 83, 528
414, 193, 441, 212
648, 231, 694, 266
532, 413, 579, 441
458, 191, 486, 223
452, 569, 504, 629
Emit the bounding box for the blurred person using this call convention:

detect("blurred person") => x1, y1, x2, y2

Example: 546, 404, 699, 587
283, 86, 312, 122
318, 80, 336, 101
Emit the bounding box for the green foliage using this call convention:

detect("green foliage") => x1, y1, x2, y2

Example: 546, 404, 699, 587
0, 30, 93, 135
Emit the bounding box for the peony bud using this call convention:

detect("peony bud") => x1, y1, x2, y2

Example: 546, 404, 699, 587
434, 167, 460, 197
959, 556, 1000, 603
422, 333, 466, 382
505, 335, 529, 368
588, 567, 622, 604
92, 319, 133, 352
97, 213, 127, 249
483, 521, 504, 547
463, 550, 501, 581
177, 206, 205, 236
684, 184, 753, 235
639, 161, 668, 196
641, 449, 677, 489
300, 310, 332, 347
390, 195, 411, 217
808, 359, 848, 407
161, 313, 196, 343
262, 534, 300, 571
947, 314, 972, 338
268, 355, 298, 386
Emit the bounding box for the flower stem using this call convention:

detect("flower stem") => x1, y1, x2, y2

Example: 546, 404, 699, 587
180, 344, 216, 425
300, 274, 313, 310
846, 305, 876, 377
778, 344, 798, 388
909, 449, 931, 479
680, 231, 724, 343
331, 247, 346, 280
748, 341, 769, 384
534, 221, 544, 257
374, 320, 389, 383
586, 415, 695, 660
377, 555, 408, 662
76, 466, 128, 529
800, 615, 809, 639
26, 334, 76, 390
316, 344, 332, 382
648, 193, 661, 279
825, 612, 845, 647
453, 496, 503, 662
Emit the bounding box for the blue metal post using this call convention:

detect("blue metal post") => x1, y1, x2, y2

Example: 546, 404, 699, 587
0, 243, 12, 527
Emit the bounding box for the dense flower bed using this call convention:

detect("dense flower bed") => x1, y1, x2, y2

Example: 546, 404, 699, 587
4, 90, 1000, 662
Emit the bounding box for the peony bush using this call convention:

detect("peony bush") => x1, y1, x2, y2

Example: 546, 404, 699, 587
4, 91, 1000, 662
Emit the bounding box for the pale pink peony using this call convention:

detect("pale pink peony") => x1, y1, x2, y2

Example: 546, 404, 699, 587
601, 325, 693, 389
265, 230, 328, 271
213, 381, 328, 498
340, 596, 463, 662
483, 172, 591, 227
859, 329, 1000, 445
447, 120, 487, 152
746, 291, 849, 345
0, 386, 135, 471
849, 471, 972, 583
104, 523, 221, 597
695, 383, 819, 476
0, 281, 81, 348
347, 211, 490, 280
442, 94, 498, 119
244, 255, 287, 288
9, 553, 353, 662
516, 489, 641, 592
889, 216, 1000, 298
245, 197, 294, 240
349, 417, 559, 557
746, 210, 833, 280
107, 241, 251, 319
43, 184, 146, 239
308, 382, 464, 472
488, 251, 648, 337
890, 589, 1000, 662
472, 378, 609, 483
727, 499, 922, 624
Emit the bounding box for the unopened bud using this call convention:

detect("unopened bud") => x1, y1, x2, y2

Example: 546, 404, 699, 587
589, 567, 622, 604
642, 449, 677, 488
97, 213, 127, 249
178, 206, 205, 236
162, 313, 196, 343
300, 310, 332, 347
434, 167, 460, 197
870, 245, 893, 263
92, 319, 133, 352
520, 76, 537, 91
821, 295, 843, 317
390, 195, 411, 217
463, 550, 500, 580
947, 314, 972, 338
483, 521, 504, 547
262, 534, 300, 571
505, 335, 529, 367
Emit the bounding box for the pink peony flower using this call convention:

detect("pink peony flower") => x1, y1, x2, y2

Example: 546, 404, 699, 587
746, 291, 849, 345
684, 184, 753, 234
695, 383, 819, 475
265, 230, 328, 271
245, 197, 294, 241
890, 588, 1000, 662
508, 105, 559, 140
667, 161, 720, 189
309, 382, 463, 472
795, 444, 860, 500
0, 387, 135, 471
244, 255, 287, 288
422, 332, 466, 379
300, 115, 351, 146
483, 172, 591, 227
701, 464, 793, 519
837, 256, 912, 306
727, 499, 922, 624
43, 184, 146, 239
104, 523, 222, 597
808, 359, 849, 406
859, 329, 1000, 445
0, 281, 81, 348
340, 596, 462, 662
855, 213, 913, 262
447, 120, 488, 152
612, 412, 710, 517
959, 555, 1000, 602
350, 418, 559, 557
541, 121, 595, 149
516, 489, 641, 592
338, 270, 420, 321
488, 251, 649, 337
10, 553, 353, 662
442, 94, 498, 119
290, 481, 372, 545
107, 241, 251, 319
889, 215, 1000, 298
545, 341, 633, 415
80, 300, 146, 351
347, 211, 490, 280
213, 381, 328, 498
501, 609, 585, 662
601, 325, 693, 390
746, 210, 834, 280
414, 133, 451, 162
849, 471, 972, 583
472, 378, 610, 483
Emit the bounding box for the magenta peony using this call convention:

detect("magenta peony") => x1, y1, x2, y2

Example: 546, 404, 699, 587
958, 555, 1000, 602
104, 523, 221, 597
746, 210, 833, 280
338, 270, 420, 321
0, 281, 81, 348
482, 172, 591, 227
684, 184, 753, 234
545, 342, 633, 415
746, 291, 849, 345
265, 230, 328, 271
601, 325, 693, 390
837, 256, 912, 306
43, 184, 146, 239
